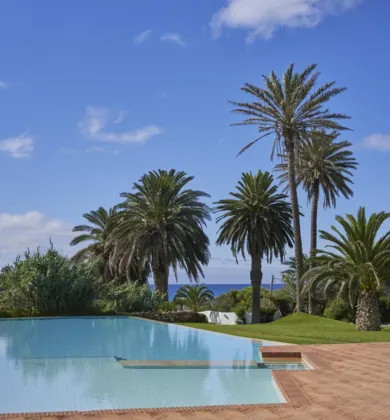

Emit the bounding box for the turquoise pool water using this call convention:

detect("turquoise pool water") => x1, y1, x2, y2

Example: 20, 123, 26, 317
0, 317, 286, 413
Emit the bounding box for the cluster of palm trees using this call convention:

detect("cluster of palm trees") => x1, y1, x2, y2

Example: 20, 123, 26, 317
71, 63, 390, 331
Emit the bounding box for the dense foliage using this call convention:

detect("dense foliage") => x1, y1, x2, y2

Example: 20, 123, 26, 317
0, 246, 96, 316
95, 282, 164, 314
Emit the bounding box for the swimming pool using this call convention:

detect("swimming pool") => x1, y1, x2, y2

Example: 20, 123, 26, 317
0, 316, 287, 413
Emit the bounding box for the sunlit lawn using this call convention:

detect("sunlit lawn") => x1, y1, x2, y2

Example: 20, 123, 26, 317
180, 313, 390, 345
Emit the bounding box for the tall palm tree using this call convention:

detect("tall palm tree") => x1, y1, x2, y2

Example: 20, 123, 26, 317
304, 207, 390, 331
174, 284, 215, 312
70, 207, 117, 282
114, 169, 211, 299
275, 132, 357, 312
231, 63, 350, 311
214, 171, 293, 323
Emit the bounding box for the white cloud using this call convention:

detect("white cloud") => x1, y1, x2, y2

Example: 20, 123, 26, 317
0, 212, 75, 265
211, 0, 362, 41
0, 135, 34, 158
0, 81, 9, 89
360, 133, 390, 151
79, 106, 163, 144
113, 110, 126, 124
133, 29, 152, 45
160, 33, 186, 48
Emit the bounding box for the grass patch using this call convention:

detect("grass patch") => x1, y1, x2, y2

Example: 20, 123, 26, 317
180, 313, 390, 344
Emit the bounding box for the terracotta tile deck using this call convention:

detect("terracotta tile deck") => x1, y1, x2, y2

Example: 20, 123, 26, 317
3, 343, 390, 420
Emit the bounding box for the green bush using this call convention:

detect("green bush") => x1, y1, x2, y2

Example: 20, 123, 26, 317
270, 289, 294, 316
379, 296, 390, 323
260, 305, 277, 323
0, 246, 96, 316
323, 299, 355, 322
133, 311, 208, 323
96, 282, 163, 313
213, 289, 242, 312
234, 303, 247, 323
158, 301, 179, 312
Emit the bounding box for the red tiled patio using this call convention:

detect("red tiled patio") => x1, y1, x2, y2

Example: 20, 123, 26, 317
3, 343, 390, 420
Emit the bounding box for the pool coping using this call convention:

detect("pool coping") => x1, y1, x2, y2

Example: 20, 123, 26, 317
0, 346, 326, 418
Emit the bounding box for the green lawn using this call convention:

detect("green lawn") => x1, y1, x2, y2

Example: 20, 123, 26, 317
180, 313, 390, 345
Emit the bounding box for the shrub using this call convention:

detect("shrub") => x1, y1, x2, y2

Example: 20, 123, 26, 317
0, 246, 96, 316
213, 289, 242, 312
234, 303, 247, 323
270, 289, 294, 316
96, 282, 163, 313
158, 301, 179, 312
379, 296, 390, 323
260, 305, 277, 323
323, 298, 355, 322
132, 311, 208, 323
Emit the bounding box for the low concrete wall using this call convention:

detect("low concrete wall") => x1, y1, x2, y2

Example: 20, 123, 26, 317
200, 311, 238, 325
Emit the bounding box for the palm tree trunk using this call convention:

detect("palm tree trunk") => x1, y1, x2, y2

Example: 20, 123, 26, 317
356, 290, 381, 331
308, 179, 320, 315
250, 256, 262, 324
286, 144, 304, 312
152, 261, 169, 300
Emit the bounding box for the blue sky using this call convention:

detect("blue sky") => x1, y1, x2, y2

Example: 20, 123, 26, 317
1, 0, 389, 284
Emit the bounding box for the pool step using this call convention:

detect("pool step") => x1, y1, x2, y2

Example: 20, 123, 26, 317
118, 359, 259, 369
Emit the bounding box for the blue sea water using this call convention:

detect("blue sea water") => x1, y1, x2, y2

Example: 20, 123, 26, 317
151, 283, 285, 299
0, 317, 285, 413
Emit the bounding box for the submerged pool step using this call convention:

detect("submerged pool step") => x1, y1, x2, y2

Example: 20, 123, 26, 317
118, 359, 259, 369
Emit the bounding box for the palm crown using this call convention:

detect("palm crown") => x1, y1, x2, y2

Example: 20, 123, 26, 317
275, 131, 357, 208
174, 284, 214, 312
214, 171, 293, 261
114, 169, 211, 297
70, 207, 117, 278
231, 63, 350, 156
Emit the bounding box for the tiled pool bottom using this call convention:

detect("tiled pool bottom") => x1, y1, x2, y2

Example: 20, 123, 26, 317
0, 317, 301, 414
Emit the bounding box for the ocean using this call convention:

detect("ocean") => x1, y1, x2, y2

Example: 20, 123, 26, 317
150, 283, 285, 299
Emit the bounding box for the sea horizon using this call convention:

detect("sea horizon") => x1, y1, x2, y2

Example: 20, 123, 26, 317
149, 282, 285, 299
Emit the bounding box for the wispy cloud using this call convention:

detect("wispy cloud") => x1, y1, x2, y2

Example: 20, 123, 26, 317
133, 29, 152, 45
160, 33, 186, 48
0, 135, 34, 158
79, 106, 163, 144
360, 133, 390, 151
0, 81, 9, 90
113, 110, 126, 124
211, 0, 363, 41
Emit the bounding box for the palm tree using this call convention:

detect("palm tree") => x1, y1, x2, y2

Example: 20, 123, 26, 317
214, 171, 294, 323
70, 207, 117, 282
174, 284, 214, 312
114, 169, 211, 299
275, 132, 357, 312
70, 207, 148, 283
304, 207, 390, 331
231, 63, 350, 311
